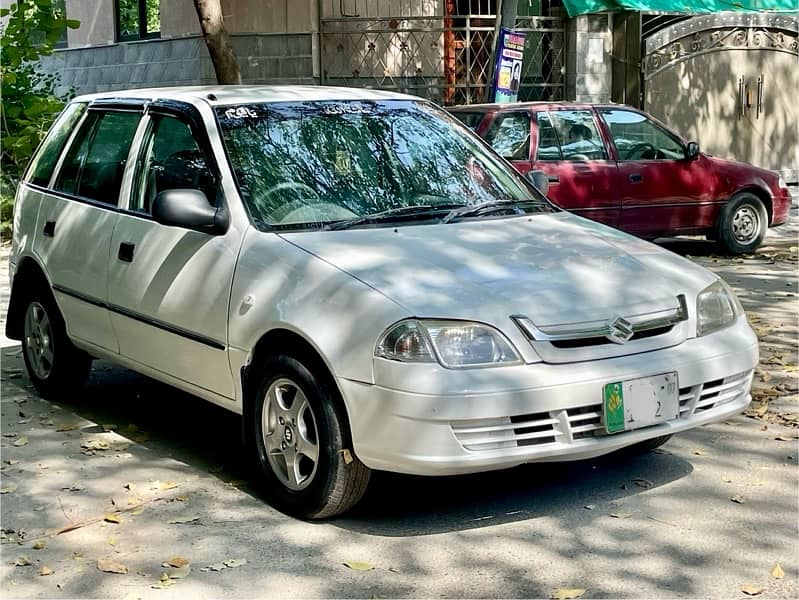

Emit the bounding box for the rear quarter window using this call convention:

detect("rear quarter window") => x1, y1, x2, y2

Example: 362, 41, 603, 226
24, 103, 88, 187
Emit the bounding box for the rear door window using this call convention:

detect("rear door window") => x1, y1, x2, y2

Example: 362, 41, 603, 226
25, 103, 88, 187
54, 110, 141, 205
482, 112, 531, 160
535, 110, 607, 161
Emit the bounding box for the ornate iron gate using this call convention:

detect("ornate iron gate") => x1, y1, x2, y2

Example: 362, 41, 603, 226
319, 1, 564, 105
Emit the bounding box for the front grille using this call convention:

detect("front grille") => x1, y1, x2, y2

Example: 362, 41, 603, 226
550, 325, 674, 349
678, 371, 753, 417
451, 403, 604, 451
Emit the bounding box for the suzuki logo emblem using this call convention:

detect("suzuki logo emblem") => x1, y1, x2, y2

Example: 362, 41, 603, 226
607, 316, 634, 344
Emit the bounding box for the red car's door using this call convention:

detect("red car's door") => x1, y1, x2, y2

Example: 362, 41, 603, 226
597, 108, 718, 237
478, 110, 534, 176
530, 108, 620, 227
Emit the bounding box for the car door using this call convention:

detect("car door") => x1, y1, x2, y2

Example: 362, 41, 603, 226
598, 108, 716, 237
479, 111, 534, 176
530, 109, 620, 227
106, 103, 240, 399
33, 104, 144, 353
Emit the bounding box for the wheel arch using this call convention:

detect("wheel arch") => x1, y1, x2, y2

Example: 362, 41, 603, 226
241, 327, 355, 446
733, 185, 773, 224
5, 256, 52, 340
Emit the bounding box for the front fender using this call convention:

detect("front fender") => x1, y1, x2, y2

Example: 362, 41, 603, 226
227, 228, 409, 389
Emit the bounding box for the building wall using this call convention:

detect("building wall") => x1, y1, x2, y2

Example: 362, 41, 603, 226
565, 14, 612, 103
41, 34, 315, 95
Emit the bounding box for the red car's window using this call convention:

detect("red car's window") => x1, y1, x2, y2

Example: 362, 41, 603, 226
600, 109, 685, 161
482, 112, 530, 161
535, 110, 607, 161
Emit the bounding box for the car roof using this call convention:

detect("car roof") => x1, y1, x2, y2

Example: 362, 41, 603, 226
73, 85, 421, 107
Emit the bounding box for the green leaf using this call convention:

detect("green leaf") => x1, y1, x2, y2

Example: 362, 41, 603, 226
65, 19, 80, 28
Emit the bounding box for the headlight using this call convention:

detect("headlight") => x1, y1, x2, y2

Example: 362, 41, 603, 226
376, 319, 521, 368
696, 280, 742, 336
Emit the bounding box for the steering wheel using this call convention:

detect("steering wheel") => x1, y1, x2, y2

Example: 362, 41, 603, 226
624, 143, 657, 160
253, 181, 322, 221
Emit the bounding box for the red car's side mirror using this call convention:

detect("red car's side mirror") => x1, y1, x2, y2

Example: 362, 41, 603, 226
685, 141, 700, 160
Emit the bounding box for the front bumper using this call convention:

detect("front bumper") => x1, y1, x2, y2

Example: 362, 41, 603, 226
339, 317, 758, 475
772, 187, 792, 226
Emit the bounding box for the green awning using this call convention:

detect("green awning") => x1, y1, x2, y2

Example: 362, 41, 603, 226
561, 0, 799, 17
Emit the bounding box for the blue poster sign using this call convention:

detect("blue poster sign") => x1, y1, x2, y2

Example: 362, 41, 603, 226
492, 28, 527, 104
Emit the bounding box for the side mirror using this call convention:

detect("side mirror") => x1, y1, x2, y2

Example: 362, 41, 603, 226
152, 189, 228, 235
685, 141, 700, 160
526, 170, 549, 196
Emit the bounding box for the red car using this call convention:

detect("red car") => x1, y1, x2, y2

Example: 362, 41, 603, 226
448, 102, 792, 254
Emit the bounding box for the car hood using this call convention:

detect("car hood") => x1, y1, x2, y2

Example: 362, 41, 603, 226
279, 213, 717, 327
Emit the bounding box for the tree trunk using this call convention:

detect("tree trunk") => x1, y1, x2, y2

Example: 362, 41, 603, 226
192, 0, 241, 84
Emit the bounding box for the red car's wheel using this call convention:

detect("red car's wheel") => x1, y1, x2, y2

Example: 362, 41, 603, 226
718, 192, 767, 255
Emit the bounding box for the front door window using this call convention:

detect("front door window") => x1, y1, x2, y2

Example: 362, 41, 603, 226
600, 109, 685, 161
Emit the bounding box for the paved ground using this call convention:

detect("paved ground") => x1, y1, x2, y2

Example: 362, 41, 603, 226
1, 210, 797, 599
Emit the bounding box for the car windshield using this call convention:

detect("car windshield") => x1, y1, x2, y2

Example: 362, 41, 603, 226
215, 100, 550, 229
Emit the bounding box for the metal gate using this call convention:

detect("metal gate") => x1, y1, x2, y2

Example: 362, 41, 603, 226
319, 1, 564, 105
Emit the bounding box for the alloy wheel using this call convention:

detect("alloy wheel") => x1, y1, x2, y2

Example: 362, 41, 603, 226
261, 378, 320, 490
24, 301, 54, 380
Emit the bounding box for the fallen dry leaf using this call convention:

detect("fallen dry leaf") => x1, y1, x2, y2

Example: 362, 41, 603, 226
13, 436, 28, 447
731, 494, 745, 504
551, 588, 586, 599
609, 512, 632, 519
342, 449, 354, 465
152, 481, 178, 491
741, 585, 764, 596
108, 538, 117, 546
102, 424, 118, 432
14, 556, 32, 566
97, 558, 128, 574
33, 540, 46, 550
771, 563, 784, 579
81, 439, 110, 451
692, 448, 706, 456
55, 423, 78, 432
39, 566, 53, 576
721, 475, 733, 483
0, 482, 18, 494
163, 557, 190, 568
104, 514, 121, 524
633, 478, 653, 489
774, 435, 796, 441
343, 561, 374, 571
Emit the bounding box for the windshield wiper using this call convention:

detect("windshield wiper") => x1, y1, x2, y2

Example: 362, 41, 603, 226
441, 199, 550, 224
325, 203, 466, 231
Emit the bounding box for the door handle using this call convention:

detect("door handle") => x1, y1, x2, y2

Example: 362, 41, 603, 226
118, 242, 135, 263
43, 220, 56, 237
547, 175, 560, 183
629, 173, 643, 184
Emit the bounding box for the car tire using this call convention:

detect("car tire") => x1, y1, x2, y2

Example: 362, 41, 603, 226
717, 192, 767, 254
21, 289, 92, 398
248, 354, 370, 519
